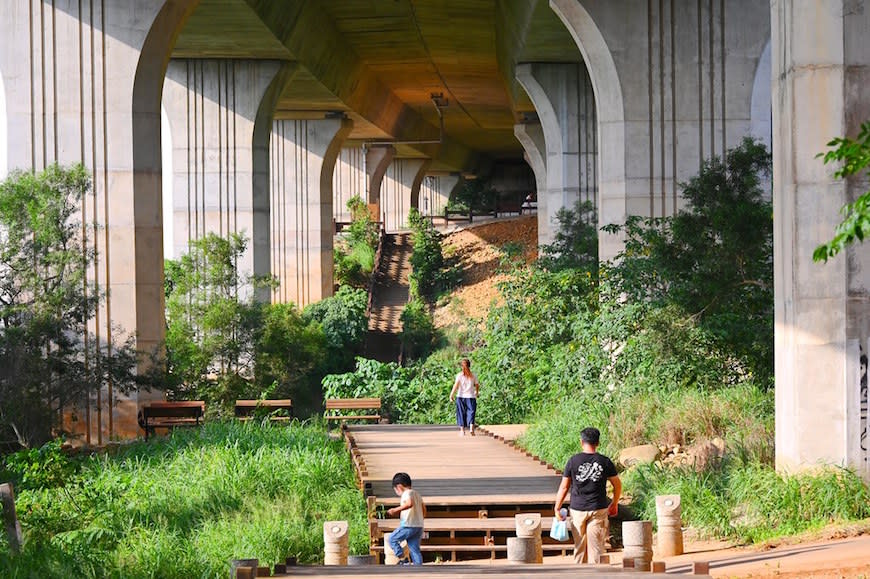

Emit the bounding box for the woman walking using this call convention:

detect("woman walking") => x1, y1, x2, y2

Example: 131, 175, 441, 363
449, 358, 480, 436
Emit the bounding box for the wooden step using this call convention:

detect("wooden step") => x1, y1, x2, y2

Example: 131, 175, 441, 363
376, 516, 556, 533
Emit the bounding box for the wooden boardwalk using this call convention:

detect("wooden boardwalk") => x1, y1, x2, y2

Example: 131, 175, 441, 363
346, 424, 561, 507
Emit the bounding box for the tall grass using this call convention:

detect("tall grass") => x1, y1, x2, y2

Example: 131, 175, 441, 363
520, 382, 870, 544
0, 421, 368, 578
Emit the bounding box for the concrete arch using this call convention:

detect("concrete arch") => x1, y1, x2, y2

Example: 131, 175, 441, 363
549, 0, 626, 259
130, 0, 200, 358
161, 105, 172, 258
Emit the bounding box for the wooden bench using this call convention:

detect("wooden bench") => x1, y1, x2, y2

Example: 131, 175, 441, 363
234, 399, 293, 421
324, 398, 382, 423
139, 401, 205, 440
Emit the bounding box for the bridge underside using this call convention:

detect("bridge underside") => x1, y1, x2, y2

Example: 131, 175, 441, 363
0, 0, 867, 477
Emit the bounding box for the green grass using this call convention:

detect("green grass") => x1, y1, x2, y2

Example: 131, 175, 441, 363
0, 421, 368, 578
519, 382, 870, 544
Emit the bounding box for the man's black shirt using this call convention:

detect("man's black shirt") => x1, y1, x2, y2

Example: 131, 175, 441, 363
562, 452, 617, 511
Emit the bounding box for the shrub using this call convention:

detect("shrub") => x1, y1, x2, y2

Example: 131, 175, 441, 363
302, 286, 368, 373
407, 208, 445, 299
0, 165, 138, 448
399, 299, 436, 361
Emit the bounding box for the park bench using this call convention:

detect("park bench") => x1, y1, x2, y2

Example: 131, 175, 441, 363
139, 401, 205, 440
234, 399, 293, 421
324, 397, 382, 424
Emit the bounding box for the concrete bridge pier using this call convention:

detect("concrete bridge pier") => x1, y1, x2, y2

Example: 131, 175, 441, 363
0, 0, 200, 442
514, 122, 547, 205
419, 173, 460, 219
381, 158, 429, 232
515, 63, 589, 246
365, 145, 395, 209
162, 59, 281, 299
772, 0, 870, 478
270, 117, 352, 307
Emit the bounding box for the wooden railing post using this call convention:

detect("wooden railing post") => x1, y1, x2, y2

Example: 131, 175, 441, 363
0, 483, 22, 552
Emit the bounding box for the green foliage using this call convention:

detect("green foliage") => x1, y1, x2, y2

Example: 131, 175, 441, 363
539, 200, 599, 273
814, 120, 870, 262
3, 439, 81, 490
623, 462, 870, 543
605, 138, 774, 384
399, 299, 436, 361
164, 234, 361, 416
0, 165, 138, 448
407, 208, 446, 299
302, 286, 368, 372
449, 178, 497, 213
0, 421, 368, 577
322, 357, 454, 424
334, 196, 380, 288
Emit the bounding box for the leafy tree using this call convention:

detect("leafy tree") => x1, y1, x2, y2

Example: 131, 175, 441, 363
449, 177, 498, 213
334, 196, 380, 288
407, 207, 445, 299
399, 298, 436, 361
163, 233, 268, 409
0, 165, 137, 448
302, 286, 368, 373
814, 120, 870, 262
606, 138, 774, 384
539, 200, 599, 274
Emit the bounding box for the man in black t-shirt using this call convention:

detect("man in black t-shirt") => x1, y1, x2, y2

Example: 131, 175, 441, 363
553, 427, 622, 564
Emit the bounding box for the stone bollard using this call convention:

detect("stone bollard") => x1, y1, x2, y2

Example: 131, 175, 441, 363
655, 495, 684, 556
506, 536, 538, 563
323, 521, 349, 565
622, 520, 653, 572
514, 513, 543, 563
383, 531, 408, 564
229, 559, 258, 579
0, 483, 22, 553
651, 560, 667, 573
692, 561, 710, 575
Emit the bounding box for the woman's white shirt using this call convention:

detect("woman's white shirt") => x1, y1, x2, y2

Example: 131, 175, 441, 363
454, 372, 478, 398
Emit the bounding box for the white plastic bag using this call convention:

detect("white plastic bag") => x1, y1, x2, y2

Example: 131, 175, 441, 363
549, 517, 569, 542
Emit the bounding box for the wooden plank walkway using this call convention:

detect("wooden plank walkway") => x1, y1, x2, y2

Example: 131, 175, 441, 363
346, 424, 561, 507
277, 566, 669, 577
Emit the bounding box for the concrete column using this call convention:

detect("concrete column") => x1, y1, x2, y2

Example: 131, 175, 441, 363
419, 173, 460, 217
380, 158, 429, 232
516, 63, 583, 246
772, 0, 870, 478
514, 122, 547, 199
333, 144, 365, 223
0, 0, 198, 441
365, 144, 395, 206
271, 117, 352, 307
162, 59, 281, 296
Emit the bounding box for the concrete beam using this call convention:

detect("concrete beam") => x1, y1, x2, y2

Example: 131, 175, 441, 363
242, 0, 481, 173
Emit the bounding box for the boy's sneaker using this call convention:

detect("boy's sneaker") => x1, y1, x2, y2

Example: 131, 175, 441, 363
397, 559, 411, 566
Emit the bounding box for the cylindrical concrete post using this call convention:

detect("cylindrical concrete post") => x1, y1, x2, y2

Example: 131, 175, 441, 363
655, 495, 683, 556
324, 521, 349, 565
514, 513, 543, 563
507, 536, 538, 563
230, 559, 258, 579
383, 531, 407, 565
622, 520, 653, 572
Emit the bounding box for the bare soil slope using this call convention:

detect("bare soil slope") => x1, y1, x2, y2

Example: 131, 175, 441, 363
434, 216, 537, 329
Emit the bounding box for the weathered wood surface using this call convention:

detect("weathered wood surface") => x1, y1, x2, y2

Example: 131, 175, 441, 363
346, 424, 560, 506
276, 564, 685, 577
376, 516, 555, 532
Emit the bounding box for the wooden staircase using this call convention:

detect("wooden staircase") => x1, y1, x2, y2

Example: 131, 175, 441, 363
364, 233, 412, 362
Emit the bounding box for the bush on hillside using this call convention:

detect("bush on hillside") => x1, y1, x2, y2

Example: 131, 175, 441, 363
302, 286, 368, 373
407, 208, 446, 299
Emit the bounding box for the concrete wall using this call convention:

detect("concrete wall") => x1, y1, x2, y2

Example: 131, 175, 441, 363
772, 0, 870, 478
0, 0, 199, 443
551, 0, 771, 258
419, 173, 460, 217
333, 144, 366, 223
